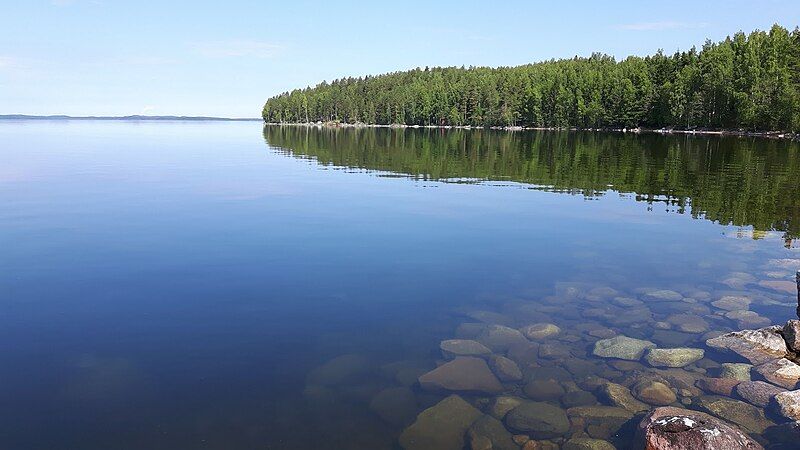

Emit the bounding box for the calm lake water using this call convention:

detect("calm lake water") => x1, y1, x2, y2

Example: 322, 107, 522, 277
2, 121, 800, 449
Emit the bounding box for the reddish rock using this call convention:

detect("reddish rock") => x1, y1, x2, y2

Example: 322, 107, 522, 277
735, 381, 786, 407
635, 406, 764, 449
696, 377, 740, 396
783, 320, 800, 353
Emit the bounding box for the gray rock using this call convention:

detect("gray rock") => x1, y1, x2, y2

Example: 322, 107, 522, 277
440, 339, 491, 358
645, 348, 705, 368
632, 380, 677, 406
711, 296, 751, 311
706, 326, 788, 365
719, 363, 752, 381
562, 438, 616, 450
596, 382, 648, 413
666, 314, 709, 334
523, 379, 565, 401
561, 390, 598, 408
506, 341, 540, 367
488, 355, 523, 382
399, 394, 482, 450
754, 358, 800, 389
735, 381, 785, 407
593, 335, 656, 360
520, 323, 561, 340
643, 290, 683, 302
504, 401, 570, 439
477, 325, 529, 352
634, 406, 764, 449
467, 415, 518, 450
487, 396, 523, 420
772, 390, 800, 421
418, 357, 503, 394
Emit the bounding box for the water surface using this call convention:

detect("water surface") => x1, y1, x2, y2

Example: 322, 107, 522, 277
1, 121, 799, 449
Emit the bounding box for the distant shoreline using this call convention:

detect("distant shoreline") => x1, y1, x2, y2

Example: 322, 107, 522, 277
263, 121, 800, 141
0, 114, 262, 122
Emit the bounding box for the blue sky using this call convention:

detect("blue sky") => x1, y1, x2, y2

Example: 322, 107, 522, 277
1, 1, 798, 118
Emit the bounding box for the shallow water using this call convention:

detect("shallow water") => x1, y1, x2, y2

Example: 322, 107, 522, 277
1, 121, 799, 449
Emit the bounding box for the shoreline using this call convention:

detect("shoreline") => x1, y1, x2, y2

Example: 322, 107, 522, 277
263, 121, 799, 141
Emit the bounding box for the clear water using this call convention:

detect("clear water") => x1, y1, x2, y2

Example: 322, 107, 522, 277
2, 121, 799, 449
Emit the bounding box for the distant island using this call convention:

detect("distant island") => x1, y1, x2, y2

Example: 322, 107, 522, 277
0, 115, 261, 121
263, 24, 800, 134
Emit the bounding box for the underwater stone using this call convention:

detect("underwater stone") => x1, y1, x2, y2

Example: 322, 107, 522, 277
440, 339, 491, 358
592, 335, 656, 361
632, 380, 677, 406
694, 396, 773, 434
504, 401, 570, 439
735, 381, 785, 407
645, 348, 705, 368
520, 323, 561, 340
596, 382, 648, 413
399, 394, 482, 450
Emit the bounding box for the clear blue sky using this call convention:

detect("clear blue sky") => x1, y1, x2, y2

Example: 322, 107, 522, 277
1, 1, 797, 118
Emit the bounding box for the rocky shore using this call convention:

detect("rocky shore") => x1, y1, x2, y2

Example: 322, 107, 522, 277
263, 121, 800, 141
303, 266, 800, 449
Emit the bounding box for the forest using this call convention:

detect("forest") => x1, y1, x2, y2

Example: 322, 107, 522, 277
262, 25, 800, 132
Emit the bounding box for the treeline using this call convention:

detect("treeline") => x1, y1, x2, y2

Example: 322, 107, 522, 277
263, 24, 800, 132
263, 126, 800, 238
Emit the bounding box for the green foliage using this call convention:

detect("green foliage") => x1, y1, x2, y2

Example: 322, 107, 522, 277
263, 25, 800, 132
264, 126, 800, 238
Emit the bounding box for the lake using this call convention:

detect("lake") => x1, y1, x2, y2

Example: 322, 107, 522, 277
2, 121, 799, 449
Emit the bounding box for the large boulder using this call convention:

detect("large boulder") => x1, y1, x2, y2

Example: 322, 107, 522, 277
399, 394, 482, 450
504, 401, 570, 439
783, 320, 800, 352
735, 381, 786, 407
772, 390, 800, 421
755, 358, 800, 389
418, 357, 503, 394
634, 406, 764, 449
645, 348, 705, 368
706, 326, 788, 365
593, 335, 656, 361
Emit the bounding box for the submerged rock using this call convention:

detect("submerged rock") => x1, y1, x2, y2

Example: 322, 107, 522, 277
440, 339, 491, 358
643, 290, 684, 302
634, 406, 764, 449
523, 379, 565, 401
505, 401, 570, 439
418, 357, 503, 394
711, 296, 752, 311
666, 314, 709, 334
754, 358, 800, 389
487, 396, 523, 420
645, 348, 705, 368
772, 390, 800, 421
399, 394, 482, 450
735, 381, 785, 407
632, 380, 677, 406
694, 396, 773, 434
477, 325, 529, 352
592, 335, 656, 360
706, 326, 788, 365
562, 438, 616, 450
696, 377, 740, 396
520, 323, 561, 340
468, 415, 518, 450
596, 382, 648, 413
719, 362, 753, 381
488, 355, 523, 382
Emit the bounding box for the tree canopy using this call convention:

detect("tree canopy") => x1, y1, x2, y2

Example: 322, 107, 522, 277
263, 25, 800, 132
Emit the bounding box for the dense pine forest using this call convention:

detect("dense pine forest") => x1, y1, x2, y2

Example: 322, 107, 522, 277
263, 25, 800, 132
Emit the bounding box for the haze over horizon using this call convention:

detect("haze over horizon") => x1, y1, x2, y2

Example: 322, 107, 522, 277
2, 0, 798, 117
